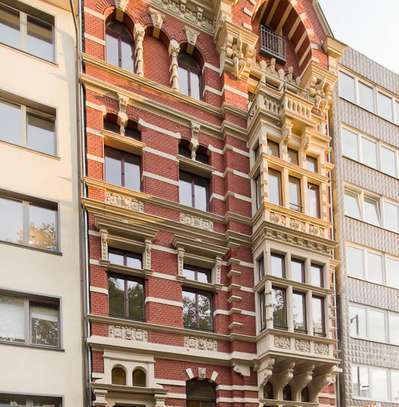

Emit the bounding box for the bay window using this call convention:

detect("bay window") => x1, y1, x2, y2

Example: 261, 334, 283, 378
291, 258, 305, 283
288, 176, 301, 211
287, 148, 298, 165
270, 253, 285, 278
312, 296, 325, 336
306, 156, 318, 172
292, 291, 306, 331
267, 140, 279, 157
307, 183, 320, 218
311, 263, 324, 287
268, 169, 282, 205
255, 174, 262, 210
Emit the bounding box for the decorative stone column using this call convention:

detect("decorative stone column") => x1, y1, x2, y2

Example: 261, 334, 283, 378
177, 247, 185, 277
214, 256, 222, 285
144, 238, 152, 270
133, 23, 145, 76
169, 39, 180, 91
100, 229, 109, 263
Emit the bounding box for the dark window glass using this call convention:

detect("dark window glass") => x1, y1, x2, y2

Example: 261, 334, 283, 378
112, 367, 126, 385
109, 248, 142, 269
125, 120, 141, 140
183, 265, 211, 283
186, 379, 216, 407
311, 263, 323, 287
312, 296, 325, 336
0, 4, 20, 48
283, 385, 292, 401
105, 147, 141, 191
270, 253, 285, 278
27, 15, 54, 61
306, 156, 318, 172
30, 303, 59, 347
108, 274, 144, 321
287, 148, 298, 165
0, 99, 22, 145
179, 171, 209, 212
308, 183, 320, 218
259, 291, 266, 331
301, 387, 310, 402
263, 382, 274, 399
196, 146, 209, 164
253, 143, 260, 160
255, 174, 262, 210
182, 289, 212, 331
291, 258, 305, 283
268, 169, 281, 205
292, 292, 306, 332
133, 369, 146, 387
104, 114, 120, 133
26, 113, 55, 155
289, 176, 302, 211
178, 53, 202, 100
179, 140, 192, 158
257, 255, 265, 280
106, 21, 134, 71
267, 140, 279, 157
272, 287, 287, 329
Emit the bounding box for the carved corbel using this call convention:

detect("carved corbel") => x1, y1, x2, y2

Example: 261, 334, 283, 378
190, 122, 200, 160
281, 120, 293, 156
271, 362, 295, 396
169, 39, 180, 90
258, 357, 275, 386
114, 0, 128, 22
301, 132, 311, 153
184, 26, 200, 54
117, 94, 129, 135
100, 229, 109, 263
309, 366, 339, 402
290, 365, 315, 396
177, 247, 185, 277
144, 239, 152, 270
149, 7, 165, 38
233, 363, 251, 377
133, 24, 145, 76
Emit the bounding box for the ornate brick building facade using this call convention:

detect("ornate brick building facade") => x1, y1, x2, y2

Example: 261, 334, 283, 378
81, 1, 345, 406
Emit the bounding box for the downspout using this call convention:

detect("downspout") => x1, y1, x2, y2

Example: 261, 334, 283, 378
69, 0, 91, 406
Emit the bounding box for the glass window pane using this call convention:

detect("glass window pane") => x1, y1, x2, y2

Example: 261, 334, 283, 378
31, 304, 59, 346
341, 128, 359, 160
257, 256, 265, 280
287, 148, 298, 165
377, 92, 393, 121
358, 82, 374, 111
196, 270, 210, 284
121, 38, 133, 71
127, 279, 144, 320
308, 183, 320, 218
255, 175, 261, 209
292, 292, 306, 331
384, 202, 398, 232
386, 257, 399, 289
349, 306, 366, 338
306, 156, 318, 172
270, 253, 284, 278
194, 179, 208, 211
312, 296, 324, 336
105, 151, 122, 187
380, 146, 397, 176
27, 16, 54, 61
289, 176, 301, 211
108, 250, 124, 265
178, 67, 189, 96
389, 313, 399, 345
0, 295, 25, 342
370, 368, 388, 401
368, 309, 386, 342
347, 246, 364, 279
190, 72, 200, 100
27, 114, 55, 155
197, 293, 212, 330
259, 291, 266, 330
0, 99, 22, 145
339, 71, 355, 102
392, 371, 399, 402
311, 264, 323, 287
361, 137, 377, 168
0, 396, 26, 406
268, 170, 281, 205
108, 276, 125, 318
0, 196, 23, 244
367, 252, 383, 284
182, 266, 196, 280
179, 178, 192, 207
396, 101, 399, 123
267, 140, 279, 157
28, 204, 57, 250
291, 259, 304, 283
183, 290, 197, 329
344, 192, 360, 218
0, 4, 20, 48
352, 365, 370, 398
364, 197, 380, 226
124, 157, 141, 191
272, 287, 286, 329
106, 34, 119, 66
126, 254, 142, 269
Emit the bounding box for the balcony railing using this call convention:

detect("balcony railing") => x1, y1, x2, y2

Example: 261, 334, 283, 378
260, 25, 286, 62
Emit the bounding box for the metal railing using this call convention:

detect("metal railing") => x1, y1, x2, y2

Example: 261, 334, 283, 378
260, 25, 286, 62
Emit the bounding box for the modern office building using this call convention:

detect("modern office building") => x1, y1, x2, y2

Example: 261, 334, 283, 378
333, 48, 399, 406
81, 0, 345, 406
0, 0, 84, 406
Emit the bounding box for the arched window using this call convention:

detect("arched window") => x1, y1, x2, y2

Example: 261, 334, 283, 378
301, 386, 310, 402
106, 20, 134, 71
186, 379, 216, 407
263, 382, 274, 399
179, 139, 192, 158
111, 367, 126, 385
132, 368, 146, 387
178, 53, 202, 100
282, 385, 292, 401
104, 113, 120, 133
196, 145, 209, 165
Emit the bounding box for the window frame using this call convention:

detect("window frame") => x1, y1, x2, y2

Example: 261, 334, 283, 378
288, 175, 302, 212
268, 168, 282, 206
182, 287, 213, 331
108, 247, 143, 270
182, 264, 212, 284
272, 285, 287, 330
105, 20, 134, 71
292, 290, 307, 332
179, 170, 210, 212
0, 394, 62, 407
177, 53, 202, 100
312, 295, 325, 336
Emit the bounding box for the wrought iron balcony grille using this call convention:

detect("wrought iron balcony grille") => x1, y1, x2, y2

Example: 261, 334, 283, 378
260, 25, 286, 63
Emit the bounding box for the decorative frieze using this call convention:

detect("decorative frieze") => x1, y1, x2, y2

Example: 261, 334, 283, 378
274, 335, 290, 349
108, 325, 149, 342
179, 213, 213, 231
314, 342, 329, 355
295, 339, 311, 352
105, 192, 144, 212
184, 336, 217, 352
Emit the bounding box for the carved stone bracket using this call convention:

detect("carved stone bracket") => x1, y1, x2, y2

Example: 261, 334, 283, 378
258, 357, 275, 386
290, 365, 315, 395
271, 362, 295, 396
92, 388, 108, 407
134, 24, 145, 76
117, 94, 129, 135
190, 122, 200, 160
184, 26, 200, 54
233, 363, 251, 377
114, 0, 129, 22
309, 366, 339, 402
169, 39, 181, 90
149, 7, 165, 38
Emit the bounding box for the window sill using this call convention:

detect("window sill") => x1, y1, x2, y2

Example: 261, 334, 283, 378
0, 340, 64, 352
0, 239, 62, 255
178, 276, 219, 292
103, 130, 145, 155
178, 155, 213, 177
0, 41, 57, 66
0, 139, 60, 160
105, 262, 152, 278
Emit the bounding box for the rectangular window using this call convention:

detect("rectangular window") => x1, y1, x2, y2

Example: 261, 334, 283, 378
307, 183, 320, 218
368, 309, 386, 342
291, 258, 305, 283
306, 156, 318, 172
0, 394, 61, 406
270, 253, 285, 278
268, 169, 282, 205
292, 291, 306, 332
347, 246, 364, 279
105, 147, 141, 191
391, 371, 399, 402
344, 191, 361, 219
386, 257, 399, 289
312, 296, 325, 336
267, 140, 279, 157
371, 368, 388, 401
254, 174, 262, 210
0, 293, 59, 348
182, 288, 213, 331
377, 92, 393, 121
108, 274, 144, 321
108, 248, 142, 269
367, 252, 383, 284
363, 196, 380, 226
389, 313, 399, 345
349, 305, 366, 338
380, 146, 397, 177
259, 291, 266, 331
352, 365, 370, 398
0, 3, 54, 61
358, 81, 374, 112
361, 137, 377, 168
257, 255, 265, 281
287, 148, 298, 165
341, 127, 359, 160
338, 71, 356, 102
288, 176, 301, 211
182, 264, 211, 284
272, 286, 287, 329
311, 263, 323, 287
383, 201, 399, 232
0, 193, 58, 251
179, 170, 209, 212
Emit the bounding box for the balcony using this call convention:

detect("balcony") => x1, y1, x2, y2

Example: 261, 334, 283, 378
260, 25, 286, 63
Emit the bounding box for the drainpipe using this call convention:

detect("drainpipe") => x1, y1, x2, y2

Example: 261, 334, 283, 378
69, 0, 91, 406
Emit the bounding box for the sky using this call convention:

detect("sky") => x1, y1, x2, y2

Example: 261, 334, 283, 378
319, 0, 399, 74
